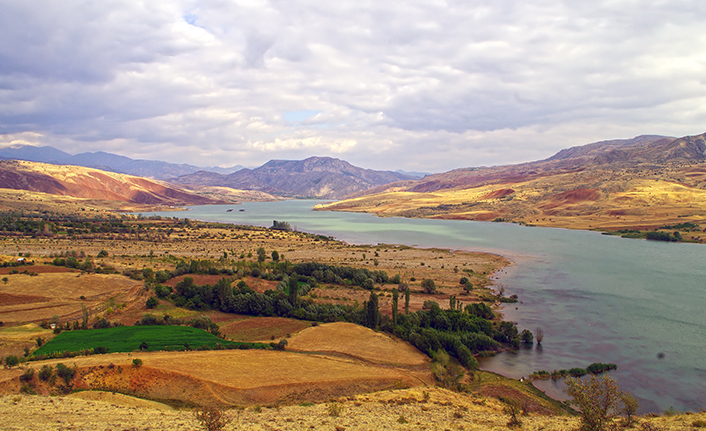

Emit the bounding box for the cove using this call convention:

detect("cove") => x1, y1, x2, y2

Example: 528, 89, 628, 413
144, 200, 706, 413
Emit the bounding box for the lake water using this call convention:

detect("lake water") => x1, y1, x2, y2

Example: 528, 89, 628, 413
144, 200, 706, 413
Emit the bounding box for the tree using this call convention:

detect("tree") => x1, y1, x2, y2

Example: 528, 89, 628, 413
421, 279, 436, 294
256, 247, 267, 262
364, 291, 380, 329
404, 286, 410, 314
271, 250, 279, 261
288, 277, 299, 306
80, 304, 90, 330
392, 289, 399, 326
535, 327, 544, 344
502, 398, 523, 428
520, 329, 534, 344
620, 391, 639, 428
430, 349, 464, 390
146, 297, 159, 309
565, 374, 628, 431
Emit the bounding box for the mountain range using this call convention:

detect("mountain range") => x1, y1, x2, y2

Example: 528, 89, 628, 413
0, 145, 243, 180
172, 156, 417, 199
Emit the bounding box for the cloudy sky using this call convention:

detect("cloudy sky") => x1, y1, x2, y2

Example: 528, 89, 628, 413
1, 1, 705, 173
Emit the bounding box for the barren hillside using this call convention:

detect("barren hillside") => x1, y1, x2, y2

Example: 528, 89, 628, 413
319, 133, 706, 233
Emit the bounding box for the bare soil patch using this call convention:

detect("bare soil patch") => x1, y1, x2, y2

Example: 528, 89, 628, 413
0, 272, 143, 325
0, 348, 429, 407
219, 316, 312, 342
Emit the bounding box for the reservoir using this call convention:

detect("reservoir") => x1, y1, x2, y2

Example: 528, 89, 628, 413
145, 200, 706, 413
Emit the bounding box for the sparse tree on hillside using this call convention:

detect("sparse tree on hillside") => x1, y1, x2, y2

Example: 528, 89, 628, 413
256, 247, 267, 262
565, 374, 633, 431
421, 278, 436, 294
271, 250, 279, 261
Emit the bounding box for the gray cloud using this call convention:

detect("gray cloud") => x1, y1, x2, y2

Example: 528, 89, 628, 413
1, 0, 705, 173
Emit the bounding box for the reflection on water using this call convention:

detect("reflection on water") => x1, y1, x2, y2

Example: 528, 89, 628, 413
144, 201, 706, 413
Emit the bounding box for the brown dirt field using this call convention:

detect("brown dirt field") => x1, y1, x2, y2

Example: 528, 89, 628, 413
0, 347, 429, 407
219, 316, 312, 342
288, 322, 428, 367
0, 273, 143, 325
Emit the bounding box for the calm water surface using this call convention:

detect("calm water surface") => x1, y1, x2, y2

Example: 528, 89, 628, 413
145, 200, 706, 413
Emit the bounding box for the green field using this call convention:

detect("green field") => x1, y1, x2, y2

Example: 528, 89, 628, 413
34, 326, 266, 356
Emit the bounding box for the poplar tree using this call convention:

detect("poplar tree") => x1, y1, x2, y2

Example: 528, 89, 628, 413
392, 289, 399, 326
404, 286, 410, 314
288, 277, 298, 306
365, 291, 379, 329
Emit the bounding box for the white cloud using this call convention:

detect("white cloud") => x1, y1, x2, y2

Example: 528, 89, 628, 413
1, 0, 706, 172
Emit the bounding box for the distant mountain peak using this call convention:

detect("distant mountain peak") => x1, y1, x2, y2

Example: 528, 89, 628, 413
174, 156, 416, 199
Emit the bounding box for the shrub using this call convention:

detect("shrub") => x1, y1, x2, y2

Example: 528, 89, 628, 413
93, 318, 112, 329
520, 329, 534, 344
146, 297, 159, 309
502, 398, 523, 428
132, 358, 143, 367
38, 365, 53, 381
55, 363, 76, 387
4, 355, 20, 368
193, 406, 232, 431
19, 368, 34, 382
327, 402, 344, 417
93, 346, 109, 354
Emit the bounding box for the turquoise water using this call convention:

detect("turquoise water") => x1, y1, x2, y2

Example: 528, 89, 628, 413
145, 201, 706, 413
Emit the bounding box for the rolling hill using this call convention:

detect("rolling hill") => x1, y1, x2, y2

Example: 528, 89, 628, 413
173, 156, 416, 199
318, 133, 706, 232
0, 160, 223, 207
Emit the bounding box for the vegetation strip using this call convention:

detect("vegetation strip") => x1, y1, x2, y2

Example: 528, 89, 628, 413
33, 326, 265, 357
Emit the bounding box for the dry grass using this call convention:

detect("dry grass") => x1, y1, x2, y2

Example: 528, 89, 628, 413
287, 322, 428, 366
0, 272, 143, 325
2, 387, 703, 431
318, 168, 706, 235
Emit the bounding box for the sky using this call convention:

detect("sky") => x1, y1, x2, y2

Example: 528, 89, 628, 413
1, 0, 705, 173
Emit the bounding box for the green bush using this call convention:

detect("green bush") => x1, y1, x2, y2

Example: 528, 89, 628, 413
55, 363, 76, 386
4, 355, 20, 368
38, 365, 53, 381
